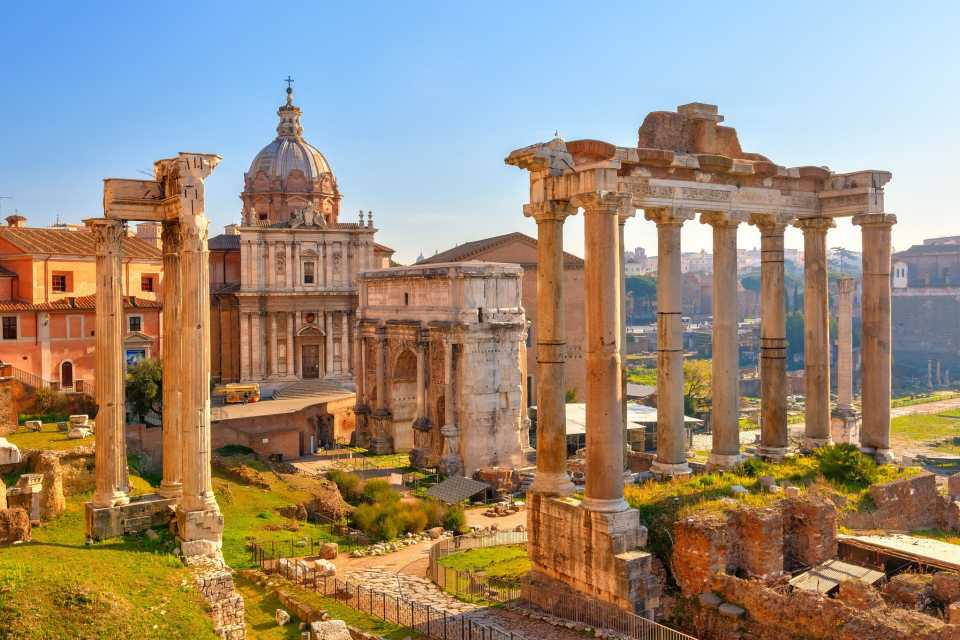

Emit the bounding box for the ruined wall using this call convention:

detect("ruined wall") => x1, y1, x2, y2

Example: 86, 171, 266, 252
672, 514, 735, 596
524, 494, 659, 618
783, 493, 838, 569
195, 567, 245, 640
843, 472, 945, 531
0, 377, 16, 436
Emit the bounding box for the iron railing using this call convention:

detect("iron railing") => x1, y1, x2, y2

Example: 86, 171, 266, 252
427, 531, 528, 603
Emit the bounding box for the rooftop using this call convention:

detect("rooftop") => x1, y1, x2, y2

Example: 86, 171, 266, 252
0, 294, 160, 312
0, 226, 161, 259
419, 232, 584, 268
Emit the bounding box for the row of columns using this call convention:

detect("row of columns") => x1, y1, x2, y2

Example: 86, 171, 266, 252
529, 197, 897, 502
242, 236, 373, 290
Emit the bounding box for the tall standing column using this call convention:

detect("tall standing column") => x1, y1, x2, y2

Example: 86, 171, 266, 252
855, 213, 897, 462
341, 312, 350, 375
525, 201, 576, 496
159, 221, 182, 500
646, 207, 694, 476
414, 336, 428, 427
795, 217, 835, 449
750, 214, 789, 458
240, 312, 251, 381
618, 212, 630, 465
87, 219, 130, 508
439, 339, 463, 476
836, 278, 855, 411
163, 154, 223, 558
702, 212, 744, 468
270, 313, 279, 377
286, 313, 295, 377
370, 327, 391, 453
325, 312, 334, 376
578, 193, 629, 512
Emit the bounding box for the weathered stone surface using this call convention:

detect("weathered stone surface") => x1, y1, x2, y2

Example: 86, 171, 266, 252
308, 619, 351, 640
718, 602, 745, 618
844, 472, 944, 531
0, 478, 5, 510
698, 592, 722, 608
195, 567, 245, 640
25, 420, 42, 432
948, 601, 960, 625
883, 573, 934, 610
0, 378, 17, 436
836, 579, 885, 609
0, 437, 21, 465
86, 494, 175, 541
0, 508, 31, 544
733, 507, 783, 580
672, 513, 733, 596
933, 572, 960, 605
275, 609, 290, 625
31, 451, 65, 520
783, 492, 837, 570
6, 474, 42, 521
474, 467, 520, 495
318, 542, 338, 559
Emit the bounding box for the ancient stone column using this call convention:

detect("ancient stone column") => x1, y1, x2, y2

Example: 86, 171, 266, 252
325, 312, 334, 376
341, 312, 350, 375
286, 313, 295, 377
439, 339, 463, 476
525, 201, 576, 496
795, 217, 835, 449
618, 212, 630, 466
577, 192, 629, 511
855, 213, 897, 462
749, 214, 789, 459
374, 328, 387, 412
702, 212, 744, 468
414, 336, 428, 428
87, 219, 130, 508
159, 220, 182, 500
240, 312, 250, 381
645, 207, 694, 476
836, 278, 855, 411
167, 154, 223, 557
270, 313, 279, 377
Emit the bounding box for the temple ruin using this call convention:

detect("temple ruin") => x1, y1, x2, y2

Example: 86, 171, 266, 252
506, 102, 896, 614
85, 152, 224, 560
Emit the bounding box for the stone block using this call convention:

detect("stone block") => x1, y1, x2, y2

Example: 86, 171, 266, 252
949, 473, 960, 500
884, 573, 933, 610
85, 494, 176, 541
933, 572, 960, 605
0, 438, 21, 465
318, 542, 338, 559
56, 422, 68, 432
0, 508, 31, 544
31, 451, 65, 520
69, 415, 89, 426
948, 601, 960, 625
7, 474, 42, 521
784, 485, 801, 498
734, 507, 783, 579
177, 507, 225, 558
730, 484, 748, 496
25, 420, 42, 432
67, 427, 92, 439
698, 592, 722, 608
276, 609, 290, 625
672, 513, 734, 596
718, 602, 745, 618
783, 493, 837, 570
309, 619, 351, 640
836, 579, 884, 609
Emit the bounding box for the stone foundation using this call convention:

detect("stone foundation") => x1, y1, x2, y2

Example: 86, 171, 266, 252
178, 507, 226, 558
523, 493, 659, 617
195, 567, 245, 640
782, 492, 837, 569
843, 471, 945, 531
85, 493, 176, 541
0, 508, 31, 544
0, 377, 17, 436
6, 474, 42, 522
831, 407, 861, 444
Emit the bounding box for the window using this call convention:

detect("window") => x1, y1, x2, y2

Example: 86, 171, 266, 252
141, 275, 155, 292
52, 274, 67, 292
1, 316, 16, 340
303, 261, 315, 284
128, 315, 142, 332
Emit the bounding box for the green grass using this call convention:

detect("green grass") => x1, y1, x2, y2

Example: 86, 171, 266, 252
235, 574, 421, 640
0, 485, 216, 639
437, 544, 530, 579
891, 391, 960, 408
625, 456, 918, 563
6, 422, 93, 451
627, 365, 657, 386
331, 452, 413, 472
891, 410, 960, 452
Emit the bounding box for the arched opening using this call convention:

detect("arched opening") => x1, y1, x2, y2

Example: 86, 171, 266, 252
60, 361, 74, 389
390, 349, 418, 452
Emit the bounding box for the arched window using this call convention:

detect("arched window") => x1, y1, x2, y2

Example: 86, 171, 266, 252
60, 361, 74, 388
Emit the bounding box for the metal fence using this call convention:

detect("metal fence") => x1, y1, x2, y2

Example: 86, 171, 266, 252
428, 531, 528, 603
530, 592, 697, 640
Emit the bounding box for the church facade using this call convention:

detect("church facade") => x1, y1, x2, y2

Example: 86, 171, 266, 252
210, 86, 393, 388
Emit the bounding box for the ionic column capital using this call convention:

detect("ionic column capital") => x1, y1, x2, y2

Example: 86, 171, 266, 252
852, 212, 898, 228
700, 210, 746, 228
793, 216, 836, 233
523, 200, 577, 223
644, 206, 695, 226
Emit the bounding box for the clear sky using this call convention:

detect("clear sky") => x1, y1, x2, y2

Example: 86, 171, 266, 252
2, 1, 957, 264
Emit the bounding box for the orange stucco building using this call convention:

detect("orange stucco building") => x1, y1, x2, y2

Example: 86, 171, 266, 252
0, 215, 163, 392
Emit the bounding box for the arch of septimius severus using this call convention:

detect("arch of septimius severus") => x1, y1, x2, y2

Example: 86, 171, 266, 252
508, 103, 895, 614
84, 152, 224, 559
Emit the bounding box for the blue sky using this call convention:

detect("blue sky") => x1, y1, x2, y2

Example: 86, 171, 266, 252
2, 1, 957, 264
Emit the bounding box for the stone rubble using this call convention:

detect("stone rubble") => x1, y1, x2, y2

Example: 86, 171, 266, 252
194, 566, 246, 640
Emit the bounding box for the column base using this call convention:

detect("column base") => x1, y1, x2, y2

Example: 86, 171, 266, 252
91, 490, 130, 509
158, 482, 183, 501
177, 507, 225, 559
801, 437, 831, 452
528, 471, 576, 497
757, 446, 789, 461
581, 496, 630, 512
86, 494, 176, 541
860, 446, 896, 465
707, 452, 743, 470
650, 460, 692, 478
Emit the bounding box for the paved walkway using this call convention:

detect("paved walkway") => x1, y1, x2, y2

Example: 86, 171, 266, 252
345, 569, 586, 640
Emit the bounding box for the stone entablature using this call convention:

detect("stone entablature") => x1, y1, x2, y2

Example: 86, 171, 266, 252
354, 262, 527, 475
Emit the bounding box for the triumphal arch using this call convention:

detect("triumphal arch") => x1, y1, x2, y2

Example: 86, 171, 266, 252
507, 103, 895, 614
84, 152, 224, 559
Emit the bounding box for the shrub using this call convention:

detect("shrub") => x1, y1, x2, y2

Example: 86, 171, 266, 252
216, 444, 256, 457
442, 504, 468, 534
736, 457, 767, 478
815, 443, 879, 486
327, 470, 365, 504
362, 479, 397, 505
422, 498, 445, 528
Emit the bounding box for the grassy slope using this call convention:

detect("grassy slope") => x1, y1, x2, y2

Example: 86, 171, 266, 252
891, 409, 960, 451
0, 486, 215, 640
437, 544, 530, 580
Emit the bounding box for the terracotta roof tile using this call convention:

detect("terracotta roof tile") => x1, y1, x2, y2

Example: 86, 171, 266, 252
0, 227, 162, 259
209, 234, 240, 251
419, 232, 584, 268
0, 295, 160, 313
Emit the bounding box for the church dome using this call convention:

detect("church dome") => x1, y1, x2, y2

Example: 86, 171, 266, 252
245, 85, 334, 182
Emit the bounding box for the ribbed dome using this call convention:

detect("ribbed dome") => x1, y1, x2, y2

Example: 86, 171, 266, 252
246, 86, 334, 182
248, 137, 332, 181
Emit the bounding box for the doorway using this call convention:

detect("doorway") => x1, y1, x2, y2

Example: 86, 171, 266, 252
302, 344, 320, 379
60, 361, 73, 389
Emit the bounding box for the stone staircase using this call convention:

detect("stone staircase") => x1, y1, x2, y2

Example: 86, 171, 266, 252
517, 468, 536, 495
274, 378, 354, 400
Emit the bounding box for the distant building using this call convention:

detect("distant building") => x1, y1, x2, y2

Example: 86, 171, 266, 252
892, 236, 960, 387
0, 215, 163, 392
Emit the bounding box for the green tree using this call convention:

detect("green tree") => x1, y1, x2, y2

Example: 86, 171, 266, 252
125, 357, 162, 422
683, 359, 712, 416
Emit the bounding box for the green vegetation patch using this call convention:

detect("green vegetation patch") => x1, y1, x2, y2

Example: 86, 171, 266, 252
7, 422, 93, 452
892, 411, 960, 451
437, 544, 531, 582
